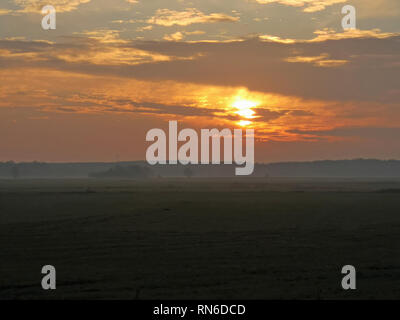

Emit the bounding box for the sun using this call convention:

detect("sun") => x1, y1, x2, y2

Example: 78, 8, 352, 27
232, 99, 258, 118
231, 97, 259, 126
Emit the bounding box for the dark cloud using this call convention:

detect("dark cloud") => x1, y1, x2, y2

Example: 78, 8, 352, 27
253, 108, 288, 121
289, 126, 400, 139
0, 35, 399, 104
111, 100, 222, 117
289, 110, 315, 116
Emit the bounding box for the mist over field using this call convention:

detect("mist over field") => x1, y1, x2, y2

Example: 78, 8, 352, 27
2, 159, 400, 179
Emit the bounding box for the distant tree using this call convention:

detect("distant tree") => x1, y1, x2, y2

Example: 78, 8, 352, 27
183, 167, 194, 178
89, 165, 153, 179
11, 165, 20, 179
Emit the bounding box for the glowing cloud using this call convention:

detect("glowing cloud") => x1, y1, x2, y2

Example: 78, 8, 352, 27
147, 8, 239, 27
14, 0, 91, 13
255, 0, 346, 12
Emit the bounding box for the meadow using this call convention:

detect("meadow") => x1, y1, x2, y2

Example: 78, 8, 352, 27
0, 178, 400, 299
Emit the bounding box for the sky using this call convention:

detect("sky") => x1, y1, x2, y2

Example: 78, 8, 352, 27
0, 0, 399, 163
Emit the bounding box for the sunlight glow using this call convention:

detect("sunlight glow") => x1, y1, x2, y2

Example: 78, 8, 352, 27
237, 120, 252, 127
232, 98, 258, 119
236, 108, 255, 119
231, 96, 259, 127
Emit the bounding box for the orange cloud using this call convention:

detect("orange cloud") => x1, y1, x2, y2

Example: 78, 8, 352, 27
147, 8, 239, 27
163, 32, 184, 42
310, 28, 400, 42
0, 9, 12, 15
261, 28, 400, 44
4, 66, 395, 143
13, 0, 91, 13
255, 0, 346, 12
285, 53, 348, 67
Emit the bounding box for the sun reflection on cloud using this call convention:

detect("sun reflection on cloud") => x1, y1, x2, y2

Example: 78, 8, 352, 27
237, 120, 252, 127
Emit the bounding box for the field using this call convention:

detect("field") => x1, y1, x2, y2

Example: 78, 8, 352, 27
1, 178, 400, 300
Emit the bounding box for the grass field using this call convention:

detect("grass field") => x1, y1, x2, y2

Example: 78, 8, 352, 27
1, 178, 400, 299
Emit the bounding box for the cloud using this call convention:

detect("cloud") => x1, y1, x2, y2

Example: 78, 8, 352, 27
124, 33, 400, 103
288, 127, 400, 142
255, 0, 346, 12
163, 30, 206, 41
1, 61, 399, 149
309, 28, 399, 42
13, 0, 91, 13
0, 29, 399, 104
260, 29, 400, 44
253, 108, 288, 122
289, 110, 315, 116
147, 8, 239, 27
163, 32, 184, 42
0, 31, 198, 66
0, 9, 13, 15
259, 35, 296, 44
0, 65, 316, 131
137, 25, 153, 32
109, 100, 222, 118
285, 53, 348, 67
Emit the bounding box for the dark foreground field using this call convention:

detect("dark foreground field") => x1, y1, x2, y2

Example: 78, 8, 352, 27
1, 178, 400, 299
